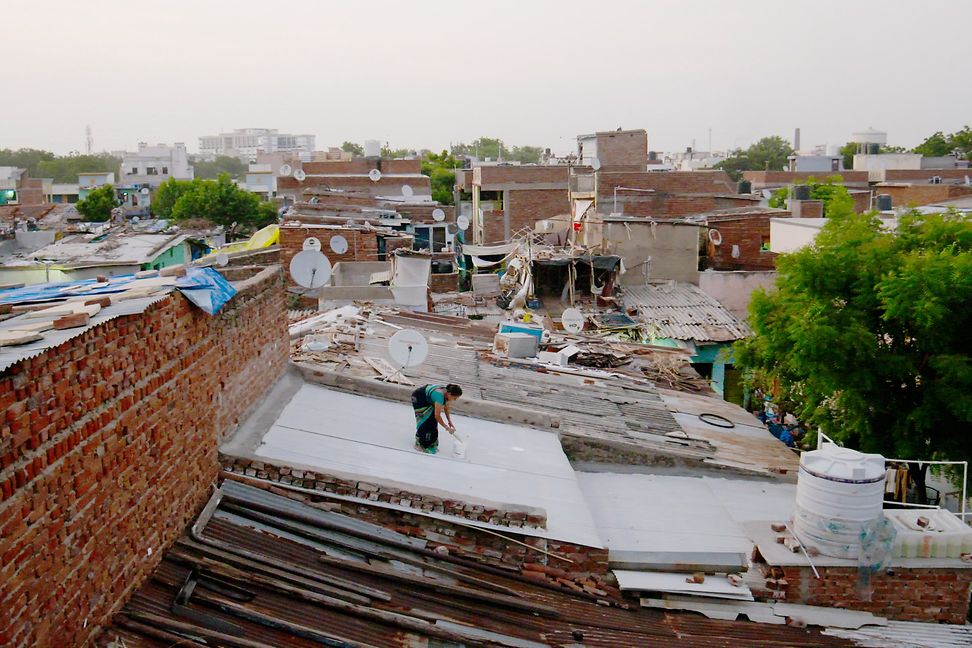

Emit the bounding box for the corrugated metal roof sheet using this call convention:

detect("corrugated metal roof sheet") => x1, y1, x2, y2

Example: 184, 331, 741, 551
99, 480, 856, 648
823, 619, 972, 647
623, 282, 751, 343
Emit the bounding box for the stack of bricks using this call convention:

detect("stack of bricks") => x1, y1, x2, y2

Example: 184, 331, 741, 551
221, 457, 546, 529
0, 266, 288, 647
223, 472, 609, 579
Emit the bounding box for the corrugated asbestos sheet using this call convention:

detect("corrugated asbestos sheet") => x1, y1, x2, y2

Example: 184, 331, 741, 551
622, 282, 752, 343
823, 620, 972, 647
99, 480, 856, 648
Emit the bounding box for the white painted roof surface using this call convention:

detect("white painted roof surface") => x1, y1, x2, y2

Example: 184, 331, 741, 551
25, 233, 188, 268
577, 473, 796, 569
823, 619, 972, 647
253, 384, 604, 547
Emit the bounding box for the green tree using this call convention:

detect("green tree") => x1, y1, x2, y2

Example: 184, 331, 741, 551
714, 136, 795, 181
507, 145, 543, 164
192, 155, 247, 180
36, 153, 120, 182
76, 184, 119, 222
152, 177, 196, 219
0, 148, 56, 176
839, 142, 857, 170
736, 206, 972, 484
913, 126, 972, 160
421, 150, 460, 204
340, 141, 363, 157
169, 174, 276, 232
380, 145, 417, 158
768, 176, 853, 217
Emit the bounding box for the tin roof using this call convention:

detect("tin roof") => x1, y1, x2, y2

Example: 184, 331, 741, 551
622, 282, 751, 343
99, 479, 855, 648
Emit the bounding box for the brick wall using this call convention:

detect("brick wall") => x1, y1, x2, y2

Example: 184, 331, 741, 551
474, 166, 568, 188
430, 271, 459, 293
0, 268, 288, 647
596, 130, 648, 171
279, 224, 380, 275
597, 171, 737, 201
883, 168, 972, 183
876, 183, 972, 208
301, 159, 421, 175
222, 472, 610, 579
771, 566, 972, 625
279, 174, 432, 197
743, 171, 871, 188
483, 189, 568, 243
705, 213, 781, 270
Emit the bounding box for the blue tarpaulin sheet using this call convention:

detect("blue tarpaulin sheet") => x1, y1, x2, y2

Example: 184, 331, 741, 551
176, 267, 237, 315
0, 275, 144, 304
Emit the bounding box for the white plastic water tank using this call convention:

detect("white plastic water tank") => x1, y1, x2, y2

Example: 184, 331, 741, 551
364, 139, 381, 158
792, 443, 886, 559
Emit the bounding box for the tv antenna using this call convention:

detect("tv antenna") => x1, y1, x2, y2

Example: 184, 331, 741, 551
329, 234, 349, 254
385, 328, 429, 381
289, 239, 332, 289
432, 208, 445, 222
561, 308, 585, 334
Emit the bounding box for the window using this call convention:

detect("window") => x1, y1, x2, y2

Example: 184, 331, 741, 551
161, 166, 168, 174
130, 167, 138, 174
146, 167, 158, 175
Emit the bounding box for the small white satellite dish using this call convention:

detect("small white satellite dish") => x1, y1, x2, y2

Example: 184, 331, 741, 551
140, 187, 150, 195
279, 164, 292, 176
456, 215, 470, 231
432, 208, 445, 222
561, 307, 585, 334
131, 216, 140, 224
302, 237, 322, 251
330, 234, 349, 254
293, 169, 306, 181
591, 157, 602, 171
708, 229, 723, 246
368, 168, 382, 182
289, 250, 332, 288
215, 252, 229, 267
401, 184, 414, 198
388, 329, 429, 368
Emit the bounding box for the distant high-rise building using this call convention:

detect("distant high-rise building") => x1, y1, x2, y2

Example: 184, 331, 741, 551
198, 128, 316, 158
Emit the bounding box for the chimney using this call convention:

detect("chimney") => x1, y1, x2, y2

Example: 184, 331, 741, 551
794, 128, 801, 152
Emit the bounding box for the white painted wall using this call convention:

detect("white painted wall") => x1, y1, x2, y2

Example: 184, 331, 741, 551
853, 153, 922, 181
603, 221, 700, 285
769, 217, 826, 253
699, 270, 777, 320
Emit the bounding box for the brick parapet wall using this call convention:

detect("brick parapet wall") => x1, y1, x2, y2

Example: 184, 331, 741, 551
883, 168, 972, 183
877, 183, 972, 208
0, 268, 288, 647
221, 456, 548, 530
705, 214, 778, 270
221, 472, 610, 580
484, 189, 568, 243
279, 225, 380, 273
743, 171, 871, 188
765, 565, 972, 624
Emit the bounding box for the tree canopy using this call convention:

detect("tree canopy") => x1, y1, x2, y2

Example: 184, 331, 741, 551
736, 205, 972, 466
450, 137, 544, 164
714, 136, 794, 181
0, 148, 120, 182
152, 175, 276, 233
76, 184, 119, 222
421, 151, 460, 204
912, 126, 972, 159
768, 175, 855, 217
192, 155, 247, 180
340, 141, 363, 157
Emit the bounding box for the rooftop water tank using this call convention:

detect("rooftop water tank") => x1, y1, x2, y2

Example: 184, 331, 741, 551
364, 139, 381, 158
792, 443, 885, 559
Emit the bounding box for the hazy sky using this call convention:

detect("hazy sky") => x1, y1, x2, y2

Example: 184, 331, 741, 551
3, 0, 970, 156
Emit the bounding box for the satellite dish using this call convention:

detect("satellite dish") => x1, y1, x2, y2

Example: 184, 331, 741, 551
369, 168, 382, 182
401, 184, 414, 198
279, 164, 292, 176
289, 250, 332, 288
591, 157, 602, 171
215, 252, 229, 267
456, 215, 470, 231
432, 208, 445, 222
140, 187, 150, 195
330, 234, 349, 254
388, 329, 429, 368
293, 169, 306, 182
708, 229, 723, 246
561, 308, 585, 334
131, 216, 140, 224
302, 237, 321, 252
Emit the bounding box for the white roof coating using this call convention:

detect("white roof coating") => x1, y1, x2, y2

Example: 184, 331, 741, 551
577, 473, 796, 569
253, 384, 604, 547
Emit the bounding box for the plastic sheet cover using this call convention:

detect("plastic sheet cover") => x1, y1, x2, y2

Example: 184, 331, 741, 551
176, 267, 237, 315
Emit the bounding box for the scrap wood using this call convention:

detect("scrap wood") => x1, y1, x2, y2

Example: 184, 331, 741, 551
0, 330, 43, 347
362, 356, 414, 385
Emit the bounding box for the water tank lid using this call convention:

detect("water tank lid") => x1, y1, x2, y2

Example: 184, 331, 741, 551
800, 443, 885, 483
